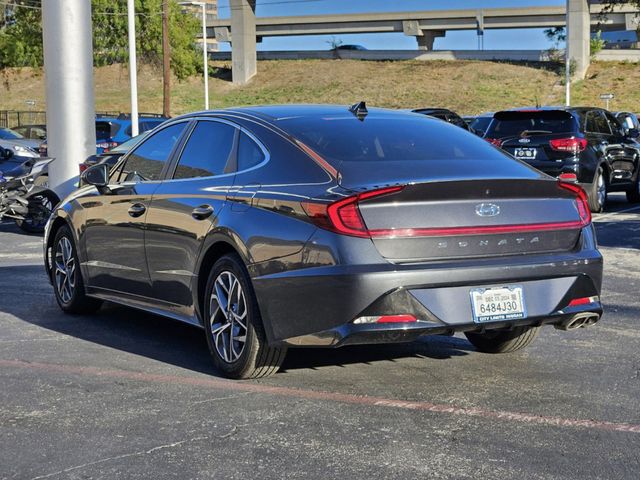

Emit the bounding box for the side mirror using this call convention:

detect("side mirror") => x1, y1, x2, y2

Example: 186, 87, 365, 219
81, 163, 109, 190
627, 128, 640, 139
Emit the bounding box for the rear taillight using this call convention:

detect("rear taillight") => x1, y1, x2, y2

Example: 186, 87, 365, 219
549, 137, 587, 154
301, 186, 404, 238
558, 181, 591, 227
79, 163, 88, 173
558, 172, 578, 182
485, 138, 503, 147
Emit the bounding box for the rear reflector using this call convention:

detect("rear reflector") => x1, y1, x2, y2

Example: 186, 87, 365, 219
549, 137, 587, 154
353, 315, 417, 324
568, 296, 599, 307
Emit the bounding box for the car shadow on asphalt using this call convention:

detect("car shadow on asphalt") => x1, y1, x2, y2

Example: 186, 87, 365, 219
594, 220, 640, 249
1, 264, 473, 378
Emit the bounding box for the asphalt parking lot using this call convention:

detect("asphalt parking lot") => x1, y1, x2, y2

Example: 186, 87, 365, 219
0, 194, 639, 480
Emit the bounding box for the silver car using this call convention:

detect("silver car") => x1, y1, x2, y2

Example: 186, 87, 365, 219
0, 128, 40, 158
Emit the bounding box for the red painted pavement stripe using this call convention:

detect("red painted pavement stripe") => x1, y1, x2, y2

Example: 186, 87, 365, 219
2, 359, 639, 434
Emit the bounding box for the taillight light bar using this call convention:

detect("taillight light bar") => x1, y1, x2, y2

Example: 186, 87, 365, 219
549, 137, 587, 154
301, 182, 591, 239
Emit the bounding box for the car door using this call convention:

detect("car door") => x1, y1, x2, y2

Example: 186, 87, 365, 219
603, 111, 638, 184
144, 118, 238, 313
79, 121, 189, 298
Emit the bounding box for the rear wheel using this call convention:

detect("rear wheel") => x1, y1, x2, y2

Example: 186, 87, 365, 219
626, 168, 640, 203
587, 167, 607, 213
51, 226, 102, 314
464, 325, 540, 354
204, 254, 286, 379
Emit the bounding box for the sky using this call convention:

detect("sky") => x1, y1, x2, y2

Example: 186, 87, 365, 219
215, 0, 567, 51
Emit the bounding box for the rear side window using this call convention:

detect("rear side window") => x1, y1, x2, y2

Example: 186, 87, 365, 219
174, 121, 236, 179
95, 122, 113, 140
280, 115, 507, 164
237, 132, 265, 171
117, 122, 187, 182
486, 111, 576, 137
585, 111, 611, 135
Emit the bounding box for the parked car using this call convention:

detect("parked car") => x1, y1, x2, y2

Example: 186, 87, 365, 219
0, 127, 40, 158
80, 131, 151, 176
333, 44, 367, 51
464, 112, 494, 137
11, 124, 47, 140
411, 108, 471, 131
484, 107, 640, 212
39, 115, 167, 156
615, 111, 640, 131
45, 104, 603, 379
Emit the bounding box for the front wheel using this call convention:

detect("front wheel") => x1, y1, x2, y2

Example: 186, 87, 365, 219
465, 325, 540, 354
204, 254, 287, 379
15, 189, 59, 233
626, 169, 640, 203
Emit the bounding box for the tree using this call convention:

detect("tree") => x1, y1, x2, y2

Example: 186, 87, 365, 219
0, 0, 201, 80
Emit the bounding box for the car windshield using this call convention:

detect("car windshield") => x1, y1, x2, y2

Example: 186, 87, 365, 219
279, 114, 507, 165
486, 111, 576, 137
110, 131, 150, 153
0, 128, 24, 140
470, 117, 492, 133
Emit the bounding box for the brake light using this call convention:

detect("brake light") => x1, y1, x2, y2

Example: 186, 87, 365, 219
558, 181, 591, 226
558, 173, 578, 182
79, 163, 88, 173
549, 137, 587, 154
301, 186, 404, 238
485, 138, 503, 147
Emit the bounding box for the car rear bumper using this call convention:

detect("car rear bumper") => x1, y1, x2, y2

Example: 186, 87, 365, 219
252, 227, 603, 346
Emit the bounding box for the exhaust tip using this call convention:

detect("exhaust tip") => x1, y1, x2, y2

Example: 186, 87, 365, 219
555, 313, 600, 331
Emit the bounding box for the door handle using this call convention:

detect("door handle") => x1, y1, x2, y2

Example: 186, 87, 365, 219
192, 204, 214, 220
128, 203, 146, 218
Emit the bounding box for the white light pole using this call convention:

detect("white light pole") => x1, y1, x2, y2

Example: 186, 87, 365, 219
180, 2, 210, 110
127, 0, 139, 136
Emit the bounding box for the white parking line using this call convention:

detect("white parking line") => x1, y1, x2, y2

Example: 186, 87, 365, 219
594, 204, 640, 221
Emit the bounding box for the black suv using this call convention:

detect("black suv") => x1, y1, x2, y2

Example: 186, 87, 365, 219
484, 107, 640, 212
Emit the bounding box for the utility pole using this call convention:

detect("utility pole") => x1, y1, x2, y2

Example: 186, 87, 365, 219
162, 0, 171, 117
42, 0, 96, 198
127, 0, 139, 136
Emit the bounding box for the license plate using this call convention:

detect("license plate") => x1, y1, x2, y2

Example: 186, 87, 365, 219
514, 147, 537, 159
470, 286, 526, 323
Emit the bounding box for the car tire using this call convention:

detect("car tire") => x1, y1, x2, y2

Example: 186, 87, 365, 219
51, 225, 102, 314
587, 167, 607, 213
626, 169, 640, 203
464, 325, 540, 354
204, 254, 287, 379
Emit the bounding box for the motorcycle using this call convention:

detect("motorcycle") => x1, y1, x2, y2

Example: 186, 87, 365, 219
0, 147, 59, 234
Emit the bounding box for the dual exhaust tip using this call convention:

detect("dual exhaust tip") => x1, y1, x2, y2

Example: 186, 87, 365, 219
555, 313, 600, 331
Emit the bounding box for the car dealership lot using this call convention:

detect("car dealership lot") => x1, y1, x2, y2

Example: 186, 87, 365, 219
0, 194, 638, 479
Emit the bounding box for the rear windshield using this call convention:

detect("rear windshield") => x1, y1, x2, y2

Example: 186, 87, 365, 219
95, 121, 119, 140
486, 111, 576, 138
469, 117, 492, 133
279, 115, 507, 164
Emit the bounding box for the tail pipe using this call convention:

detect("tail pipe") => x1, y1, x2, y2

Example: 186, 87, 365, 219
555, 312, 601, 331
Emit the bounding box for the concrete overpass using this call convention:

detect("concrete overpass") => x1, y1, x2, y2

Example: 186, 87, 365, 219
216, 1, 639, 84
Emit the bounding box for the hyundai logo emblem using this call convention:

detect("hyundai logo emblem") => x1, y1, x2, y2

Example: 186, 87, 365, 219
475, 203, 501, 217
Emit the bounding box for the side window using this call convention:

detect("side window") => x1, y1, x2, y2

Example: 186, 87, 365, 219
115, 122, 187, 183
174, 121, 236, 179
586, 111, 611, 135
237, 131, 266, 171
604, 112, 623, 136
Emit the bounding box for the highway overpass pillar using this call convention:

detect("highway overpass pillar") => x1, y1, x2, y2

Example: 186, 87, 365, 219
230, 0, 257, 85
566, 0, 590, 80
42, 0, 96, 198
416, 30, 446, 50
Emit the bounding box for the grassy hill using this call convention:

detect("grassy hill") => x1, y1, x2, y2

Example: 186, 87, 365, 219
1, 59, 639, 116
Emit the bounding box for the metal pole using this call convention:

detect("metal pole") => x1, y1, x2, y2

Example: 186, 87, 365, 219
127, 0, 139, 136
42, 0, 96, 198
565, 51, 571, 107
162, 0, 171, 117
201, 3, 209, 110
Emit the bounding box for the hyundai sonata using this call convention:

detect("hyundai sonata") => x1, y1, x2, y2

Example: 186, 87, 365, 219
44, 104, 603, 379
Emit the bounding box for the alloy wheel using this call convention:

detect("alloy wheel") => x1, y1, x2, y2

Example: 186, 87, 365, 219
596, 173, 606, 208
54, 236, 76, 304
209, 271, 248, 363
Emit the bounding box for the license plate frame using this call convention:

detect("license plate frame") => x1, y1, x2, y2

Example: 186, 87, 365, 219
470, 285, 527, 323
514, 147, 538, 159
